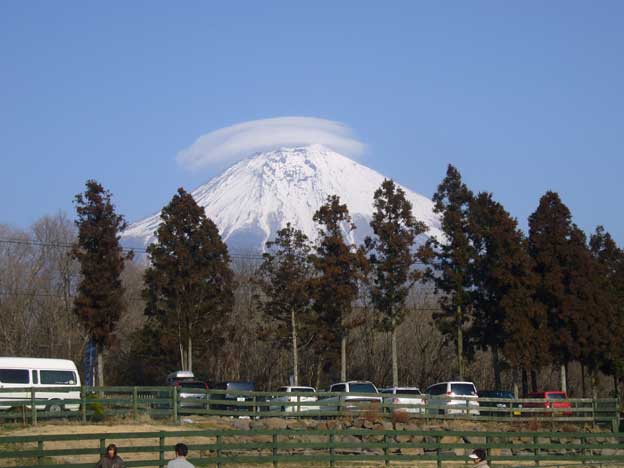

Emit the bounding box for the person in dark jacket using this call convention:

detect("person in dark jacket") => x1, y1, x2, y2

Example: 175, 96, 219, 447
96, 443, 124, 468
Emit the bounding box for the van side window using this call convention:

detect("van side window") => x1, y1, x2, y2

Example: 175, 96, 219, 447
40, 370, 76, 385
32, 370, 38, 384
0, 369, 29, 384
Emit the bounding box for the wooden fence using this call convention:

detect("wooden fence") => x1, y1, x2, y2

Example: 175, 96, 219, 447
2, 428, 624, 467
0, 387, 619, 430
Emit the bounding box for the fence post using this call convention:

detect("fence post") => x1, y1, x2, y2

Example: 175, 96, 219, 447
172, 386, 178, 424
30, 387, 37, 426
216, 434, 222, 468
133, 387, 138, 421
37, 440, 43, 465
272, 432, 278, 468
383, 433, 389, 467
99, 438, 106, 458
533, 435, 539, 467
159, 431, 165, 468
592, 398, 597, 429
612, 398, 620, 432
436, 434, 442, 468
81, 387, 87, 424
329, 432, 335, 468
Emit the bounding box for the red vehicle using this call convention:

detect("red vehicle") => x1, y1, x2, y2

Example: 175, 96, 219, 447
526, 391, 572, 416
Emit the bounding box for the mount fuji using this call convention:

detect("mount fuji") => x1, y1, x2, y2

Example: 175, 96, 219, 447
122, 145, 442, 252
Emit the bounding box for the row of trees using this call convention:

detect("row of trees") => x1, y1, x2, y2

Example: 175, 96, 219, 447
6, 166, 622, 394
422, 166, 624, 396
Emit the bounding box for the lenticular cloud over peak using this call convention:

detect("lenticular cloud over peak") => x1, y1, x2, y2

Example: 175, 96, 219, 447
176, 117, 366, 170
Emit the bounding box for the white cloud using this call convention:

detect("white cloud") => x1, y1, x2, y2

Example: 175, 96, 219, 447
177, 116, 366, 170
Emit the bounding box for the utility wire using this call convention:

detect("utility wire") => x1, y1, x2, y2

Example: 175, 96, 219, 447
0, 238, 437, 264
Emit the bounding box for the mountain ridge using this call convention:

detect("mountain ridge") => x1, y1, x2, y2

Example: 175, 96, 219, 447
122, 145, 442, 252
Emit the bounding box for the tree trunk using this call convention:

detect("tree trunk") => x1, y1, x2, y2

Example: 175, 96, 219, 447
315, 359, 322, 391
522, 369, 528, 397
560, 363, 567, 393
512, 367, 519, 399
614, 369, 620, 399
291, 308, 299, 386
457, 304, 464, 380
341, 335, 347, 382
179, 344, 186, 371
530, 369, 538, 393
581, 363, 586, 398
492, 345, 501, 390
188, 334, 193, 372
590, 371, 598, 400
391, 327, 399, 387
96, 343, 104, 387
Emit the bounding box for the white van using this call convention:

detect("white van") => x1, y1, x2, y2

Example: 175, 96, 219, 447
0, 357, 81, 413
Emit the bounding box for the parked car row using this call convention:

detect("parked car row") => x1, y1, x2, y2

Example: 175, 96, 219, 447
164, 371, 573, 417
0, 359, 577, 419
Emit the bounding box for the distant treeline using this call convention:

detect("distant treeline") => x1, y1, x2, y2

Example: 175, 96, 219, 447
1, 165, 622, 398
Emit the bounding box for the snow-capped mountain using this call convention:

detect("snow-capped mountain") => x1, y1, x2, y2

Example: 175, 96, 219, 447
123, 145, 442, 252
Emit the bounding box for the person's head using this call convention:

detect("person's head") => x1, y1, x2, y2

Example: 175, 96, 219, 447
469, 448, 486, 463
174, 443, 189, 458
106, 444, 118, 459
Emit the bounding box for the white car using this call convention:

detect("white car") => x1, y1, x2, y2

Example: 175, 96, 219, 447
380, 387, 425, 414
426, 381, 480, 415
322, 381, 382, 413
269, 386, 319, 413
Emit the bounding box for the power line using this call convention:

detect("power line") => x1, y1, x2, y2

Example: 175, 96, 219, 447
0, 238, 437, 264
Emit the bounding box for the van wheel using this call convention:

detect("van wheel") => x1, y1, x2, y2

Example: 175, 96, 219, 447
47, 401, 63, 413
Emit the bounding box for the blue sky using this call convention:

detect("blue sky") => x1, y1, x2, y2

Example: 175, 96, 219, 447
1, 2, 623, 242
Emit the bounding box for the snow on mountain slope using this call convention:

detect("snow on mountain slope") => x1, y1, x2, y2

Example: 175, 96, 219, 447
123, 145, 442, 252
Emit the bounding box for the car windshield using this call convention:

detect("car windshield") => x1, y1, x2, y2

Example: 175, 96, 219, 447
291, 387, 314, 392
451, 384, 476, 396
180, 382, 206, 389
547, 393, 565, 400
480, 391, 513, 398
396, 389, 422, 395
350, 383, 377, 393
227, 382, 255, 391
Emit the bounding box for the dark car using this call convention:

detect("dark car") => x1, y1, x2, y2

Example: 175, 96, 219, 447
209, 381, 256, 415
478, 390, 521, 416
175, 380, 209, 409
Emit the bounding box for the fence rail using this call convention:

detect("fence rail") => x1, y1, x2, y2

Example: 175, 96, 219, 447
2, 428, 624, 467
0, 386, 619, 429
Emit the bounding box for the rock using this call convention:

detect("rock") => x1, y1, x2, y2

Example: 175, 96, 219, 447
260, 418, 288, 430
395, 435, 412, 444
232, 418, 251, 430
401, 447, 425, 456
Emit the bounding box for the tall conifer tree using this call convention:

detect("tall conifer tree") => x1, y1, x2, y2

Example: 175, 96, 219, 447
72, 180, 130, 387
589, 226, 624, 396
467, 192, 545, 390
256, 223, 314, 385
528, 191, 579, 392
311, 195, 366, 382
143, 188, 234, 371
365, 179, 427, 386
422, 165, 473, 379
